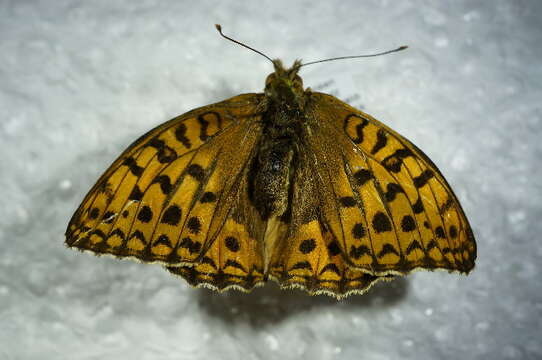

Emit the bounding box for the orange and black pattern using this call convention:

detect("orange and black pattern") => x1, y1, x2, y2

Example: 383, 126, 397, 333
66, 58, 476, 299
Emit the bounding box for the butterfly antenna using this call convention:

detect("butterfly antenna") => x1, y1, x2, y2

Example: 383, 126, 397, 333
300, 46, 408, 67
215, 24, 274, 64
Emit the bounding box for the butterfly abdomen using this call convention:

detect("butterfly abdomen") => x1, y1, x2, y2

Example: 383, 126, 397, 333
249, 103, 305, 220
250, 139, 294, 220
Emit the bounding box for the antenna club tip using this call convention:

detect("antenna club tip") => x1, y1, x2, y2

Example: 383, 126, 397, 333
399, 45, 408, 50
215, 24, 222, 32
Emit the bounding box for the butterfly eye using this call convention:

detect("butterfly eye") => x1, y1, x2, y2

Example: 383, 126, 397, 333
292, 74, 303, 90
265, 73, 276, 87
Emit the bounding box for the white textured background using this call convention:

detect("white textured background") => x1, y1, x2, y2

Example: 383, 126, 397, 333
1, 1, 541, 359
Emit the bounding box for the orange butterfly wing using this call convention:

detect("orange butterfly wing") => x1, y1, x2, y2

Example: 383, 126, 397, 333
260, 140, 390, 297
302, 92, 476, 276
65, 94, 266, 272
166, 213, 267, 292
264, 92, 475, 298
267, 217, 392, 298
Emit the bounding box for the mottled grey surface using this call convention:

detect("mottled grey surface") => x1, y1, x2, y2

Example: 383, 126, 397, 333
1, 1, 541, 359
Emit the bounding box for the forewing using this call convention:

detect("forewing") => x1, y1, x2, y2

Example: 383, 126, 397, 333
303, 92, 476, 275
65, 94, 265, 266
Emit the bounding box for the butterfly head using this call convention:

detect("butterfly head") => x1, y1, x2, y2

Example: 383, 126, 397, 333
264, 59, 306, 110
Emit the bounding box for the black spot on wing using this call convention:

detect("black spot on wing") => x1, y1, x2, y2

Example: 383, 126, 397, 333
414, 169, 434, 188
201, 256, 217, 268
385, 183, 404, 202
152, 175, 173, 195
110, 228, 126, 241
372, 212, 392, 233
200, 191, 217, 203
89, 207, 100, 219
90, 229, 106, 241
319, 263, 341, 275
339, 196, 357, 207
225, 259, 246, 272
128, 185, 144, 201
161, 205, 182, 225
123, 157, 144, 176
290, 261, 312, 271
449, 225, 458, 239
299, 239, 316, 254
137, 206, 153, 223
147, 137, 177, 164
381, 148, 413, 173
187, 164, 204, 181
187, 217, 202, 234
406, 240, 423, 255
353, 169, 373, 186
327, 241, 341, 256
349, 244, 371, 259
154, 234, 172, 247
225, 236, 240, 252
175, 123, 191, 148
401, 215, 416, 232
412, 198, 424, 214
198, 112, 222, 141
147, 137, 165, 149
180, 237, 201, 254
377, 244, 400, 258
344, 114, 369, 144
371, 129, 387, 154
129, 230, 146, 244
440, 197, 454, 215
426, 239, 438, 251
102, 211, 115, 224
352, 223, 366, 239
197, 114, 210, 141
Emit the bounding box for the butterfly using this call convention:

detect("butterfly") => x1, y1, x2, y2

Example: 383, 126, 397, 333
65, 25, 476, 299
